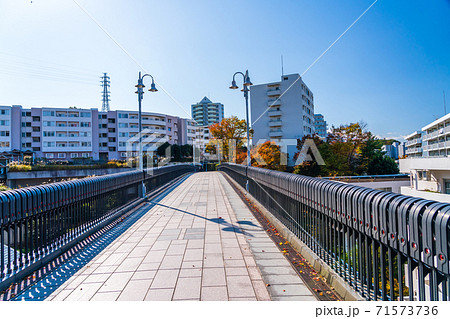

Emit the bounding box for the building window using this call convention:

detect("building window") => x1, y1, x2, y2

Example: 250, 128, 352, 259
118, 113, 128, 119
43, 131, 55, 137
43, 111, 55, 117
58, 153, 65, 158
82, 153, 89, 158
445, 180, 450, 195
46, 153, 54, 159
71, 153, 78, 158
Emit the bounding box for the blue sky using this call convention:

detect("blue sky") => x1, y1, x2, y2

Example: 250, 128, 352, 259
0, 0, 449, 141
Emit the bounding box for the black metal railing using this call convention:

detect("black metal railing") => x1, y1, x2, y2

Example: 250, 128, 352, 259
218, 163, 450, 301
0, 164, 195, 290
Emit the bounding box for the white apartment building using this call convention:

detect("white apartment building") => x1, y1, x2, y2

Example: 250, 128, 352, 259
400, 113, 450, 202
405, 131, 423, 157
421, 113, 450, 157
250, 73, 315, 165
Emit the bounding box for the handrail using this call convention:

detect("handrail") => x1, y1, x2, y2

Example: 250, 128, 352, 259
0, 164, 197, 290
218, 163, 450, 301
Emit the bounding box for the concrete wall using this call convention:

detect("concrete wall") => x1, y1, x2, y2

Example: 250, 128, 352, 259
400, 186, 450, 203
346, 180, 410, 194
6, 167, 134, 188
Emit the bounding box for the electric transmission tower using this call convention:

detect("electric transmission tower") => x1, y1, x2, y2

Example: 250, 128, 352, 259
100, 73, 111, 112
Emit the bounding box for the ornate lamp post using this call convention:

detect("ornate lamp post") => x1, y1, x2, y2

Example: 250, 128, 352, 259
229, 70, 253, 191
135, 71, 158, 197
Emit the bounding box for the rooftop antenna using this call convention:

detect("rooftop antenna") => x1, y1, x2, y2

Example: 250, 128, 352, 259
281, 54, 284, 76
100, 73, 111, 112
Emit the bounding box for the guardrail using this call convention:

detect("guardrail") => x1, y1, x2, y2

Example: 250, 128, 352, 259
0, 164, 196, 291
218, 163, 450, 301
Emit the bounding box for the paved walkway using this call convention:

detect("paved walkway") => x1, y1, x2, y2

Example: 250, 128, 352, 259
46, 172, 316, 301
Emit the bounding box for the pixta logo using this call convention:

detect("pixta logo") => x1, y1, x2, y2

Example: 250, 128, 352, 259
125, 129, 171, 175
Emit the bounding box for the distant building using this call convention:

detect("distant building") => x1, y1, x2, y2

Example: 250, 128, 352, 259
399, 113, 450, 202
382, 141, 400, 160
397, 142, 406, 158
404, 131, 423, 158
250, 73, 315, 165
421, 113, 450, 157
0, 105, 197, 162
191, 97, 224, 126
314, 114, 327, 138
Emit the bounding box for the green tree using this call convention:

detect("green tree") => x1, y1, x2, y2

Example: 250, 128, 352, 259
157, 142, 171, 157
293, 123, 399, 177
367, 153, 400, 175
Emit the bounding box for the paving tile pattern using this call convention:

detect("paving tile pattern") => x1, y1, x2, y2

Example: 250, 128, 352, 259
47, 172, 315, 301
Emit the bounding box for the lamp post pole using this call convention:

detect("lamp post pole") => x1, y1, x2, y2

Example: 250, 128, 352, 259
229, 70, 253, 191
135, 71, 158, 198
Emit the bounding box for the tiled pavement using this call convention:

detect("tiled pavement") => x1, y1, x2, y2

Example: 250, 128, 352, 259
46, 172, 316, 301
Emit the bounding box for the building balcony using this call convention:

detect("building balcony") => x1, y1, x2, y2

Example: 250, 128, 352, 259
267, 90, 281, 97
405, 138, 422, 147
268, 119, 282, 127
268, 109, 282, 117
269, 130, 282, 138
267, 99, 281, 107
406, 147, 423, 154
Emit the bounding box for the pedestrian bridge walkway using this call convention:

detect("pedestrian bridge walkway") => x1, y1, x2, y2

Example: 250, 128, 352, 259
27, 172, 316, 301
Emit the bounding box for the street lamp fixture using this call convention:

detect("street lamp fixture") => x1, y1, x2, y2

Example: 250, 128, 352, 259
229, 70, 253, 191
135, 71, 158, 198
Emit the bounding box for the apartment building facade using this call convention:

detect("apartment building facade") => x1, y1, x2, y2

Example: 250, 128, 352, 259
400, 113, 450, 202
0, 105, 197, 162
404, 131, 423, 157
250, 73, 315, 165
314, 113, 327, 138
191, 97, 224, 126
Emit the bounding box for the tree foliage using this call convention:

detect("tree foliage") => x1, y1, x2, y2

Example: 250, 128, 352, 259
293, 122, 399, 177
251, 141, 285, 171
207, 116, 251, 161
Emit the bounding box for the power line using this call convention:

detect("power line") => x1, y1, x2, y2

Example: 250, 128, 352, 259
71, 0, 198, 124
251, 0, 379, 127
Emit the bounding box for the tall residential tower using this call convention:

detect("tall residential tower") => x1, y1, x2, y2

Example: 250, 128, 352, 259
250, 73, 315, 164
191, 97, 224, 126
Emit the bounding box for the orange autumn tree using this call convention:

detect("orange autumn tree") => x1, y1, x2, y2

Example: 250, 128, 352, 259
251, 141, 285, 171
206, 116, 250, 162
